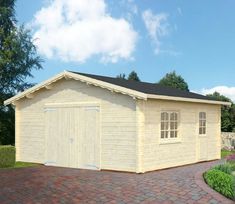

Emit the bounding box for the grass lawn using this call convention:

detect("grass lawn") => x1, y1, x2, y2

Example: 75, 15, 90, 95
14, 161, 39, 168
221, 149, 235, 158
1, 161, 39, 169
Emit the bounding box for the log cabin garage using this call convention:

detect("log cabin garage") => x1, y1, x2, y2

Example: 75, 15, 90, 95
4, 71, 230, 173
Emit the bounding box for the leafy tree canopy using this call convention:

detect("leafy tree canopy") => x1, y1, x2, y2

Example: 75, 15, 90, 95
116, 70, 141, 81
158, 71, 189, 91
127, 71, 141, 82
0, 0, 43, 145
206, 91, 232, 103
206, 92, 235, 132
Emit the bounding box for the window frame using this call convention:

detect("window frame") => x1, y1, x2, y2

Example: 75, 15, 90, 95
160, 110, 180, 144
199, 112, 206, 135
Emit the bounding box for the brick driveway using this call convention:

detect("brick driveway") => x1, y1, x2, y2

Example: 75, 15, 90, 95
0, 160, 233, 204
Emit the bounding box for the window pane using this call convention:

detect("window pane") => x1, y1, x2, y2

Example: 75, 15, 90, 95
203, 127, 206, 134
199, 112, 203, 119
161, 112, 169, 121
199, 120, 203, 127
175, 122, 178, 129
165, 131, 168, 138
199, 112, 206, 119
199, 127, 202, 134
161, 112, 165, 120
161, 131, 165, 138
165, 112, 169, 120
202, 121, 206, 127
161, 122, 164, 130
175, 131, 177, 138
170, 112, 177, 121
203, 112, 206, 119
199, 112, 202, 119
170, 113, 174, 120
170, 122, 174, 130
170, 131, 174, 138
175, 113, 178, 120
202, 112, 204, 119
165, 122, 169, 130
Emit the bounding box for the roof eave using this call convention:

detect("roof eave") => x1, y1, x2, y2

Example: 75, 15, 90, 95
146, 94, 231, 106
4, 71, 147, 106
4, 71, 67, 106
4, 70, 231, 107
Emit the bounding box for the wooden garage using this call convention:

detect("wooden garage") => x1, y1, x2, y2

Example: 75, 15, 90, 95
4, 71, 230, 173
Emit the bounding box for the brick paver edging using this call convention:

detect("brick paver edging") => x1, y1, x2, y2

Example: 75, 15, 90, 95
194, 164, 234, 204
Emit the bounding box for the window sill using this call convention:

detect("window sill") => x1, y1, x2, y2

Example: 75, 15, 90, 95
159, 139, 181, 145
199, 134, 207, 137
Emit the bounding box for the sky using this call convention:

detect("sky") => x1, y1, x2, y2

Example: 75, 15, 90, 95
16, 0, 235, 100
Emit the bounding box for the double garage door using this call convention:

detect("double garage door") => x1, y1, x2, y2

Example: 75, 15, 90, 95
44, 103, 100, 170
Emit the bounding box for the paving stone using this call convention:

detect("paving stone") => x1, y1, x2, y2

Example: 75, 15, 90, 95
0, 160, 231, 204
191, 194, 201, 200
209, 199, 219, 204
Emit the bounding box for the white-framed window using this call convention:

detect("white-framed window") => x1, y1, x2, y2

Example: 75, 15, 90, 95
199, 112, 206, 135
161, 111, 178, 139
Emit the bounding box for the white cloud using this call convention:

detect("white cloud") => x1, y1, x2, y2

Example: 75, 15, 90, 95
142, 9, 169, 54
200, 86, 235, 102
117, 0, 138, 22
32, 0, 138, 63
126, 0, 138, 15
177, 7, 182, 16
159, 50, 182, 56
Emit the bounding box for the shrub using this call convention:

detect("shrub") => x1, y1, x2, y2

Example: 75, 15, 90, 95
0, 145, 15, 168
213, 163, 233, 174
227, 154, 235, 165
204, 169, 235, 199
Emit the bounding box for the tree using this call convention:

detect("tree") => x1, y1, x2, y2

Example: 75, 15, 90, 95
0, 0, 43, 145
116, 73, 126, 79
127, 71, 140, 81
206, 92, 235, 132
116, 71, 141, 81
158, 71, 189, 91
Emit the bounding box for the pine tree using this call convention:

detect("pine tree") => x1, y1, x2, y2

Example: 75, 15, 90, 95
0, 0, 43, 144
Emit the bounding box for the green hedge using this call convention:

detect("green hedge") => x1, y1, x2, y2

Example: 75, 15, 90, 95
0, 145, 15, 168
204, 169, 235, 199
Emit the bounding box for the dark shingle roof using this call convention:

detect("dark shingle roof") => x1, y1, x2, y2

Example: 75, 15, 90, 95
71, 71, 215, 101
